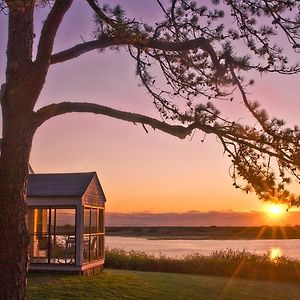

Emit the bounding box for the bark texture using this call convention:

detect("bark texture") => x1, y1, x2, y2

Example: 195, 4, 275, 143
0, 2, 36, 299
0, 125, 33, 300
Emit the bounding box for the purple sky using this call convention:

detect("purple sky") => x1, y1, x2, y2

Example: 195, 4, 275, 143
1, 1, 300, 221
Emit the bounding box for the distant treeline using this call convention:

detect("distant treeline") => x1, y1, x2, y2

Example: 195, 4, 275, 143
105, 226, 300, 239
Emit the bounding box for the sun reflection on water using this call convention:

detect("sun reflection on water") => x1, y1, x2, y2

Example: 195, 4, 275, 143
270, 247, 283, 261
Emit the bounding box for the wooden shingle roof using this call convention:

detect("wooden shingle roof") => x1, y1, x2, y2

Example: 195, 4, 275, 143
28, 172, 96, 197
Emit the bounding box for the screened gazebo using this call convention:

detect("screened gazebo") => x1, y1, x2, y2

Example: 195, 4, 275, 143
27, 172, 106, 275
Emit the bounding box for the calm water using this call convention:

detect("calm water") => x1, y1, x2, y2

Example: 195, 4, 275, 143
106, 236, 300, 259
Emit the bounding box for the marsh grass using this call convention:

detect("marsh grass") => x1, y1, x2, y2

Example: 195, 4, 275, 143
105, 248, 300, 282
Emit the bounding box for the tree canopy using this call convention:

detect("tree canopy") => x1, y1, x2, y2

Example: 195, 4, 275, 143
1, 1, 300, 207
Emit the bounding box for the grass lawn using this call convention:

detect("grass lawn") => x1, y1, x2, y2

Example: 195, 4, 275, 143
27, 269, 300, 300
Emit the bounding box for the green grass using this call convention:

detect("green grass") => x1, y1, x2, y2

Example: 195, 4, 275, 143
27, 269, 300, 300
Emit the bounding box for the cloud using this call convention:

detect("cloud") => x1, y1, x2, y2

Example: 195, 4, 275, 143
106, 210, 300, 226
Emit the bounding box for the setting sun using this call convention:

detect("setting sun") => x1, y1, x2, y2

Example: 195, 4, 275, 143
265, 204, 286, 218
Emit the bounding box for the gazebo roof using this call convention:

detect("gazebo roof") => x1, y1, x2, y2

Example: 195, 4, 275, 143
28, 172, 98, 197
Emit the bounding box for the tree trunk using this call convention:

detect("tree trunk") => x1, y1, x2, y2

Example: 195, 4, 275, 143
0, 3, 47, 298
0, 97, 35, 299
0, 140, 33, 299
0, 3, 36, 297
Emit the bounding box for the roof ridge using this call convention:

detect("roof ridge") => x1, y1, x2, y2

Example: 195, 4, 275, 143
29, 171, 96, 176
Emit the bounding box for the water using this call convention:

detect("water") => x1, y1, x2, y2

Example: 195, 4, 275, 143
106, 236, 300, 259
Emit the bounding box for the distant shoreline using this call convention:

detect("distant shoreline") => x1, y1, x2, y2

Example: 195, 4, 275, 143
106, 226, 300, 240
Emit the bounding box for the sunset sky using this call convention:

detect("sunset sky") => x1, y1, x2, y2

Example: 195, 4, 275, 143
1, 1, 300, 221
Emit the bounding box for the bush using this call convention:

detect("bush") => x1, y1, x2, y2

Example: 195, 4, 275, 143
104, 248, 300, 282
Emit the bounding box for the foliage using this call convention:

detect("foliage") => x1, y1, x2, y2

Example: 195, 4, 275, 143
89, 0, 300, 206
105, 248, 300, 282
3, 1, 300, 206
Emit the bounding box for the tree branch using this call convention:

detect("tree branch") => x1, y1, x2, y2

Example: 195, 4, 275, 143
35, 0, 73, 68
229, 62, 270, 132
34, 102, 198, 139
148, 37, 220, 71
34, 101, 282, 162
50, 36, 122, 64
50, 36, 220, 72
86, 0, 116, 28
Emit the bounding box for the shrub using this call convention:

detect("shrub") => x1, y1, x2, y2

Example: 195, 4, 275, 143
104, 248, 300, 282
